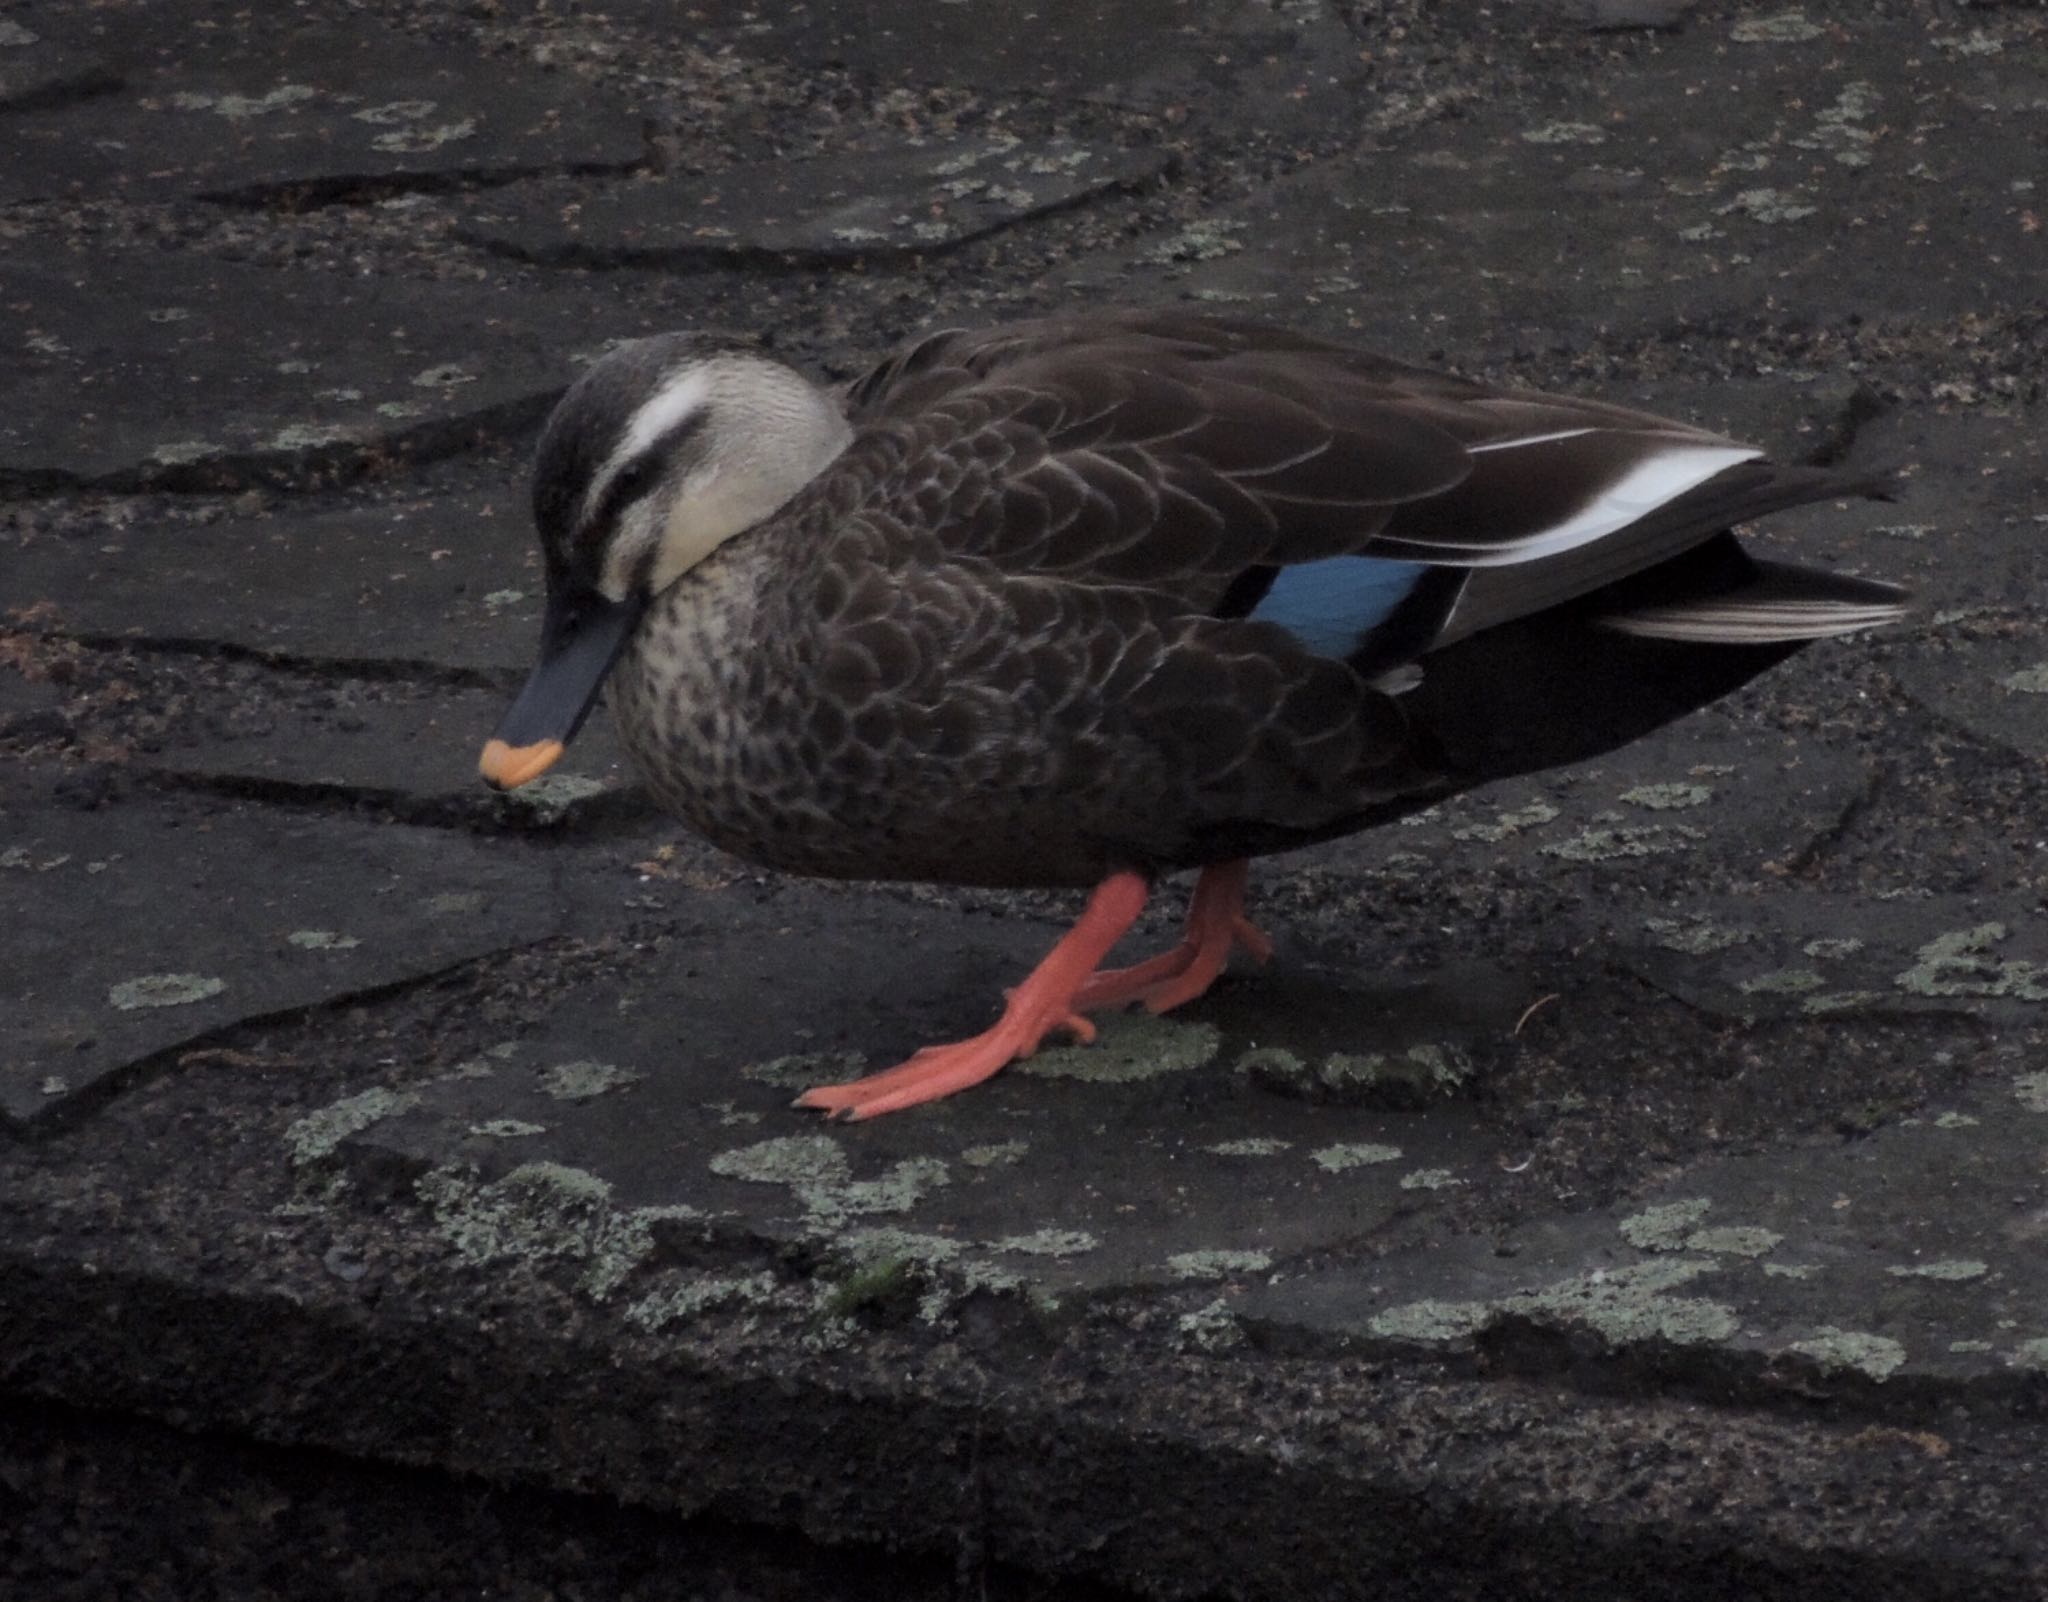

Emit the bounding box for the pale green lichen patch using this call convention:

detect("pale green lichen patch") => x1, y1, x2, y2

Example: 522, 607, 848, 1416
1624, 1201, 1779, 1258
2001, 664, 2048, 695
1206, 1136, 1291, 1157
2014, 1072, 2048, 1113
427, 892, 486, 917
1521, 121, 1605, 145
708, 1134, 950, 1230
1803, 937, 1865, 960
1369, 1297, 1492, 1343
538, 1059, 643, 1101
1686, 1226, 1783, 1258
1739, 969, 1824, 996
1020, 1014, 1218, 1082
1374, 1259, 1735, 1347
1802, 990, 1883, 1016
1620, 1198, 1712, 1251
1789, 1327, 1906, 1381
1949, 1339, 1994, 1354
1718, 187, 1816, 223
1731, 10, 1824, 44
1142, 219, 1246, 264
288, 929, 360, 951
1541, 824, 1702, 863
415, 1161, 700, 1299
991, 1228, 1098, 1258
1801, 81, 1879, 166
1243, 1042, 1467, 1105
1764, 1263, 1818, 1279
1168, 1248, 1272, 1281
960, 1139, 1029, 1168
287, 1086, 420, 1165
1528, 1260, 1736, 1345
1177, 1298, 1244, 1352
2011, 1338, 2048, 1371
625, 1271, 780, 1332
468, 1119, 545, 1139
1451, 801, 1558, 843
1894, 925, 2048, 1001
1399, 1168, 1461, 1191
741, 1051, 867, 1090
834, 1226, 963, 1269
712, 1134, 847, 1189
171, 84, 318, 117
1886, 1259, 1988, 1281
508, 773, 608, 817
1310, 1142, 1402, 1174
828, 1228, 1012, 1322
1620, 783, 1712, 811
1934, 1111, 1980, 1129
108, 972, 226, 1010
1644, 915, 1753, 955
269, 422, 356, 452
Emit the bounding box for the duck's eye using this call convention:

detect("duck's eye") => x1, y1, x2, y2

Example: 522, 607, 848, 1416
588, 454, 662, 537
617, 455, 660, 497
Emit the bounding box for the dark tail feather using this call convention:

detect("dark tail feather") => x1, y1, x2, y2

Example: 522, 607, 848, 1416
1407, 531, 1905, 784
1443, 463, 1894, 643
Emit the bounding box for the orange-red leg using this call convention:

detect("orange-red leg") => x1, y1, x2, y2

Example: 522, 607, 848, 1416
795, 871, 1151, 1121
1071, 859, 1272, 1015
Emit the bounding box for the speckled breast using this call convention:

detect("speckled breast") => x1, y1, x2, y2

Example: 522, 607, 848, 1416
605, 538, 1142, 889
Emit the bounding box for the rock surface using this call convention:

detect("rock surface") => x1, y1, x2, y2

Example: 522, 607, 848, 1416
3, 1, 2046, 1598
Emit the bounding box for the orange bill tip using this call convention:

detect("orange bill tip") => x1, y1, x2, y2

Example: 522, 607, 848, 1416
479, 737, 565, 790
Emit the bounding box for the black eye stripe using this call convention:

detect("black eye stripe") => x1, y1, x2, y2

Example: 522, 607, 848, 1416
585, 409, 709, 538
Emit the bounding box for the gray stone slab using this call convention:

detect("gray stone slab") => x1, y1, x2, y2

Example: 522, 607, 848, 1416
1895, 627, 2048, 761
1801, 406, 2048, 613
0, 11, 118, 112
1, 0, 643, 205
141, 683, 648, 834
1615, 890, 2048, 1025
1238, 1061, 2048, 1391
0, 771, 564, 1128
466, 137, 1175, 266
8, 492, 540, 675
335, 883, 1529, 1304
1554, 0, 1697, 30
5, 489, 649, 825
667, 0, 1365, 113
1309, 709, 1880, 901
1060, 9, 2041, 356
0, 253, 623, 491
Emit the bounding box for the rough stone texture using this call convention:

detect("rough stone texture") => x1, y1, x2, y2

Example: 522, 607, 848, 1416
0, 767, 567, 1127
3, 1, 2047, 1598
2, 0, 646, 204
0, 254, 634, 491
466, 138, 1178, 266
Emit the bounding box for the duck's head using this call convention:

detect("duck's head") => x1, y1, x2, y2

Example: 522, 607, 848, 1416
478, 334, 852, 790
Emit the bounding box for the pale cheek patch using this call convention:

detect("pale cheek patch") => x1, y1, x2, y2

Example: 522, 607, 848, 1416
599, 507, 663, 603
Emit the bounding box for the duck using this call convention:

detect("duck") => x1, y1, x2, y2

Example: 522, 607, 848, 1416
478, 310, 1907, 1120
